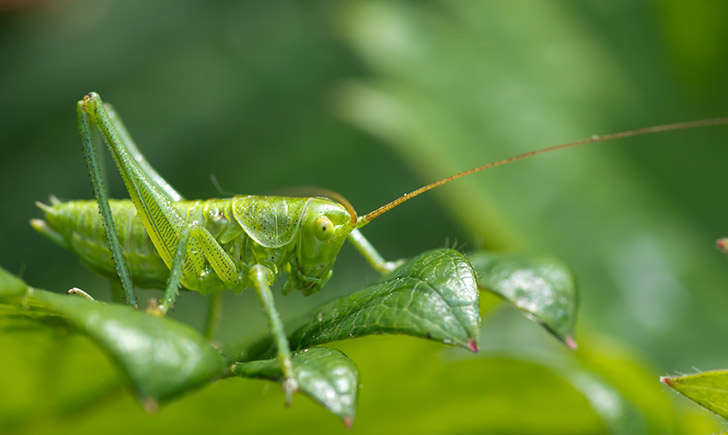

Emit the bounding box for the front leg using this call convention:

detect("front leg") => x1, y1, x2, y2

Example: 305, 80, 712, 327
347, 229, 403, 275
250, 264, 298, 404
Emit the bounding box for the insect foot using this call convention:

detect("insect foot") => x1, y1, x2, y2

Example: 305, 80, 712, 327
145, 297, 164, 316
384, 259, 406, 273
67, 287, 95, 301
283, 376, 299, 407
82, 91, 99, 104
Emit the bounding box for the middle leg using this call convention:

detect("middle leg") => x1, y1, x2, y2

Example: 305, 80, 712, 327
250, 264, 298, 404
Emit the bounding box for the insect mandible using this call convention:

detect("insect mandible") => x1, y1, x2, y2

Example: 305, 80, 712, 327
30, 92, 728, 401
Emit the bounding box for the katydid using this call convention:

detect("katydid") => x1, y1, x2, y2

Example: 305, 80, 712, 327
30, 92, 728, 402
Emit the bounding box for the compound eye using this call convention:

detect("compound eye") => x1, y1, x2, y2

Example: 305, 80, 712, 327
314, 216, 334, 241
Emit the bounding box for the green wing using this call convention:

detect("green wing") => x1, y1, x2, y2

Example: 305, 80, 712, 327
232, 196, 310, 248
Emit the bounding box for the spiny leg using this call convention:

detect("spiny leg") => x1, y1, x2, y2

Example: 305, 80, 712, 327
77, 98, 137, 307
152, 224, 192, 315
347, 229, 403, 275
79, 92, 192, 311
79, 93, 187, 257
250, 264, 298, 404
79, 92, 241, 315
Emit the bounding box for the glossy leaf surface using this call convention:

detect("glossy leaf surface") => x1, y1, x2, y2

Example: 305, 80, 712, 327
244, 249, 480, 359
469, 252, 577, 346
0, 267, 225, 405
233, 347, 358, 424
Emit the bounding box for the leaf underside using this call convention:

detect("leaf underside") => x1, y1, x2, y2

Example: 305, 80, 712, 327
662, 370, 728, 418
469, 251, 577, 347
233, 347, 358, 423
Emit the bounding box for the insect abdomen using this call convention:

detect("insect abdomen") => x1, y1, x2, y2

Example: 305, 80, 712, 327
34, 199, 170, 287
32, 197, 300, 292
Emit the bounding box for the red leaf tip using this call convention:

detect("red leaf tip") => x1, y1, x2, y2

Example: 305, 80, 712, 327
565, 336, 577, 350
467, 338, 479, 353
143, 398, 159, 414
660, 376, 674, 386
717, 238, 728, 252
344, 416, 354, 429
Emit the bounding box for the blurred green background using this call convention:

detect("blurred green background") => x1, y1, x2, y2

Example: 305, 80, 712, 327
2, 1, 728, 433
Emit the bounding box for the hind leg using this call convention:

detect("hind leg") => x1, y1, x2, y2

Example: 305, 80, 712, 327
78, 92, 189, 309
77, 95, 137, 307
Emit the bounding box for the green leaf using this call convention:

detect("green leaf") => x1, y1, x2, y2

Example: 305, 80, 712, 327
292, 248, 479, 351
245, 249, 479, 359
469, 251, 577, 347
661, 370, 728, 418
0, 267, 28, 299
0, 267, 226, 406
232, 347, 358, 425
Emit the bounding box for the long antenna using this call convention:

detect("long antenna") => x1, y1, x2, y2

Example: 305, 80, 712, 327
356, 117, 728, 228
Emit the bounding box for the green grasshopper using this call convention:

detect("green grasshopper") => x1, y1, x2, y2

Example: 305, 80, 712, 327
30, 92, 728, 401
